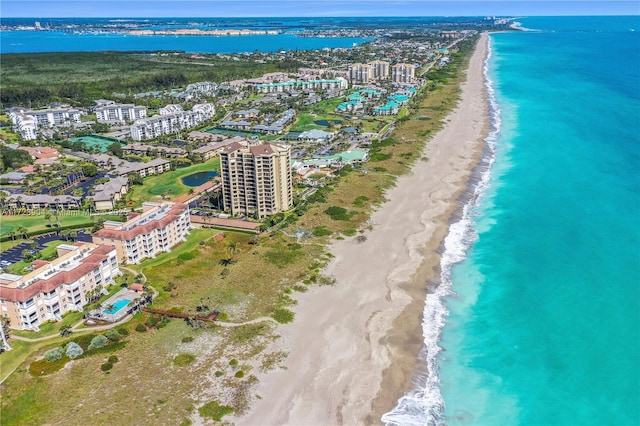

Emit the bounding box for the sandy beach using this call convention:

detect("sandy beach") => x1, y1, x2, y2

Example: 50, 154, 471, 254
237, 33, 490, 425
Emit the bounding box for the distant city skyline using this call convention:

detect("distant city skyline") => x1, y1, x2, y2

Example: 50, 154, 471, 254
2, 1, 639, 18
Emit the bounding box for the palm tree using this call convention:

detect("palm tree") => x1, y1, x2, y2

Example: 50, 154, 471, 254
219, 258, 236, 267
226, 242, 239, 257
17, 226, 28, 240
44, 210, 52, 226
8, 231, 16, 241
59, 325, 73, 337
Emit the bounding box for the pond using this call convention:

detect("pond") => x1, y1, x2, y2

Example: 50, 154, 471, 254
313, 120, 342, 127
181, 171, 218, 187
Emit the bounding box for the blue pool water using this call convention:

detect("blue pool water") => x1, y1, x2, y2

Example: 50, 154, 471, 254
104, 299, 131, 315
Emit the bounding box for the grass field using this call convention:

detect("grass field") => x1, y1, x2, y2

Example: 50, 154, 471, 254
127, 158, 220, 205
0, 213, 123, 238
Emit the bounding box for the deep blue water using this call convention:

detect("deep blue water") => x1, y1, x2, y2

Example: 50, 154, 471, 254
384, 15, 640, 426
181, 171, 218, 187
0, 31, 370, 54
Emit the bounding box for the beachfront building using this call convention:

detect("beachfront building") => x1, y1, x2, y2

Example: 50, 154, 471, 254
0, 243, 120, 330
219, 142, 293, 219
392, 63, 416, 83
95, 103, 147, 124
129, 103, 215, 141
92, 201, 191, 264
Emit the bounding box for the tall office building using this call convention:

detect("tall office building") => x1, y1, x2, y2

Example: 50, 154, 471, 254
219, 142, 293, 219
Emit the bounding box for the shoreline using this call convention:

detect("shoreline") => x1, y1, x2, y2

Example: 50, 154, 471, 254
237, 33, 490, 425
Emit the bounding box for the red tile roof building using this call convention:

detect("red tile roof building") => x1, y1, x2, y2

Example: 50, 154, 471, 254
92, 201, 191, 264
0, 243, 120, 330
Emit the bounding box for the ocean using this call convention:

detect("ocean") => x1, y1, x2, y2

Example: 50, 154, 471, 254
383, 16, 640, 426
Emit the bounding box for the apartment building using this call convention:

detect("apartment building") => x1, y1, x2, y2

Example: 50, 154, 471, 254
11, 113, 38, 140
392, 63, 416, 83
254, 78, 348, 94
348, 63, 372, 84
95, 103, 147, 123
8, 106, 84, 128
129, 103, 215, 141
369, 60, 390, 80
0, 243, 120, 330
92, 201, 191, 264
219, 142, 293, 219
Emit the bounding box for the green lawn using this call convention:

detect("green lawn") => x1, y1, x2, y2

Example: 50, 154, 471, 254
0, 213, 124, 238
127, 158, 220, 206
307, 96, 347, 114
290, 113, 346, 132
6, 240, 67, 275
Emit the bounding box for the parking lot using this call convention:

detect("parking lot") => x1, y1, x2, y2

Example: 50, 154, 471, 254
0, 229, 92, 269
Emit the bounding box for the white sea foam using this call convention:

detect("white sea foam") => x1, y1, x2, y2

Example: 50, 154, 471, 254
381, 36, 501, 426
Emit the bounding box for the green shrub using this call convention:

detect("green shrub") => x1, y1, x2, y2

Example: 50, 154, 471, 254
44, 347, 65, 362
177, 251, 197, 261
214, 371, 224, 377
105, 329, 121, 342
173, 353, 196, 367
312, 226, 332, 237
108, 355, 118, 363
88, 335, 108, 350
181, 336, 194, 343
229, 359, 238, 367
198, 401, 234, 421
342, 228, 357, 237
272, 308, 295, 324
324, 206, 351, 221
135, 324, 147, 332
117, 327, 129, 336
145, 315, 160, 328
101, 362, 113, 371
234, 370, 245, 378
352, 195, 369, 207
65, 342, 84, 359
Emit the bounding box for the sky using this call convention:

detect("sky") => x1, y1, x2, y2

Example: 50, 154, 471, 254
1, 0, 639, 18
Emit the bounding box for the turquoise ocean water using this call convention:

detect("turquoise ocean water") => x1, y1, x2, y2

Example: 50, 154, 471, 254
384, 16, 640, 426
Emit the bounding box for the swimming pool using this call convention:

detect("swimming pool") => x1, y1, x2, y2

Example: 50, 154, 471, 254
104, 299, 131, 315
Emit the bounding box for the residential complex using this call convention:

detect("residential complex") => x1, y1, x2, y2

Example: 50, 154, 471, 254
92, 201, 191, 264
348, 61, 390, 83
95, 103, 148, 123
219, 142, 293, 218
130, 103, 215, 141
254, 78, 348, 94
392, 63, 416, 83
0, 243, 120, 330
7, 106, 85, 140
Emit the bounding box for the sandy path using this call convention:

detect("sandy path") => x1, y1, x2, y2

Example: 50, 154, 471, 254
237, 33, 490, 426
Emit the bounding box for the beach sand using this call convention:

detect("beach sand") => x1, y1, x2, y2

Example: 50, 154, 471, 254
237, 33, 490, 426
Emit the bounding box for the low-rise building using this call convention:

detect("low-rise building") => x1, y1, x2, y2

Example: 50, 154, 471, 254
92, 201, 191, 264
92, 177, 129, 211
122, 144, 187, 158
5, 194, 82, 210
0, 243, 120, 330
130, 103, 215, 141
